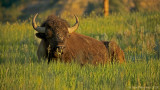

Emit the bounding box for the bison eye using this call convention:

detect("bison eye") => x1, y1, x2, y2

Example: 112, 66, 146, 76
46, 29, 53, 38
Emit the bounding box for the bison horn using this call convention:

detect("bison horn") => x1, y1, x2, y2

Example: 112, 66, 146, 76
32, 13, 45, 33
68, 15, 79, 33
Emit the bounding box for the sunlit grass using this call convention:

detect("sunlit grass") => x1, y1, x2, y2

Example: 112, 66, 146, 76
0, 12, 160, 89
0, 60, 159, 89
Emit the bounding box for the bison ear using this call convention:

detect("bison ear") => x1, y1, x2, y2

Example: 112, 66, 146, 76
36, 33, 46, 40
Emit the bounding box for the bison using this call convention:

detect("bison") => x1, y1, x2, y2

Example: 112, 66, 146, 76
32, 13, 125, 64
32, 13, 109, 65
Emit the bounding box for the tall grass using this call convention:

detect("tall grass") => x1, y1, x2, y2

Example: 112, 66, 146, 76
1, 60, 159, 89
0, 12, 160, 89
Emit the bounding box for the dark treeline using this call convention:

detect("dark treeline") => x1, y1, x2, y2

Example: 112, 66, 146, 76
0, 0, 159, 22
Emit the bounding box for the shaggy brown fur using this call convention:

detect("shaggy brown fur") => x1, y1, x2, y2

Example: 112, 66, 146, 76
61, 33, 109, 65
102, 41, 125, 63
35, 14, 109, 65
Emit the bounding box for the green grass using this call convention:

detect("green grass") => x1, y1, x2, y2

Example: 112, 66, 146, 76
0, 12, 160, 89
0, 60, 159, 89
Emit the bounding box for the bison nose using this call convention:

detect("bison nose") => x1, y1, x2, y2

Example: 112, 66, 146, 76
58, 46, 64, 50
56, 45, 65, 50
56, 45, 65, 56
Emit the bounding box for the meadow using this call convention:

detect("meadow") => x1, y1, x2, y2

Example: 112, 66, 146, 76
0, 12, 160, 89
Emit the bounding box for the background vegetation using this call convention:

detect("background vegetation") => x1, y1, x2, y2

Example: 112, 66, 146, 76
0, 12, 160, 89
0, 0, 160, 22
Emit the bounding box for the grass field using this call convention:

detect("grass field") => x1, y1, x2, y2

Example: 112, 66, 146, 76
0, 12, 160, 89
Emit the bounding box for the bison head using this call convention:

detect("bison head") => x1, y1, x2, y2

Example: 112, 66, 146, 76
32, 13, 79, 55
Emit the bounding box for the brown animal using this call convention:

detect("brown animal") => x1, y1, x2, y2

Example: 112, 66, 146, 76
102, 41, 125, 63
32, 13, 109, 65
